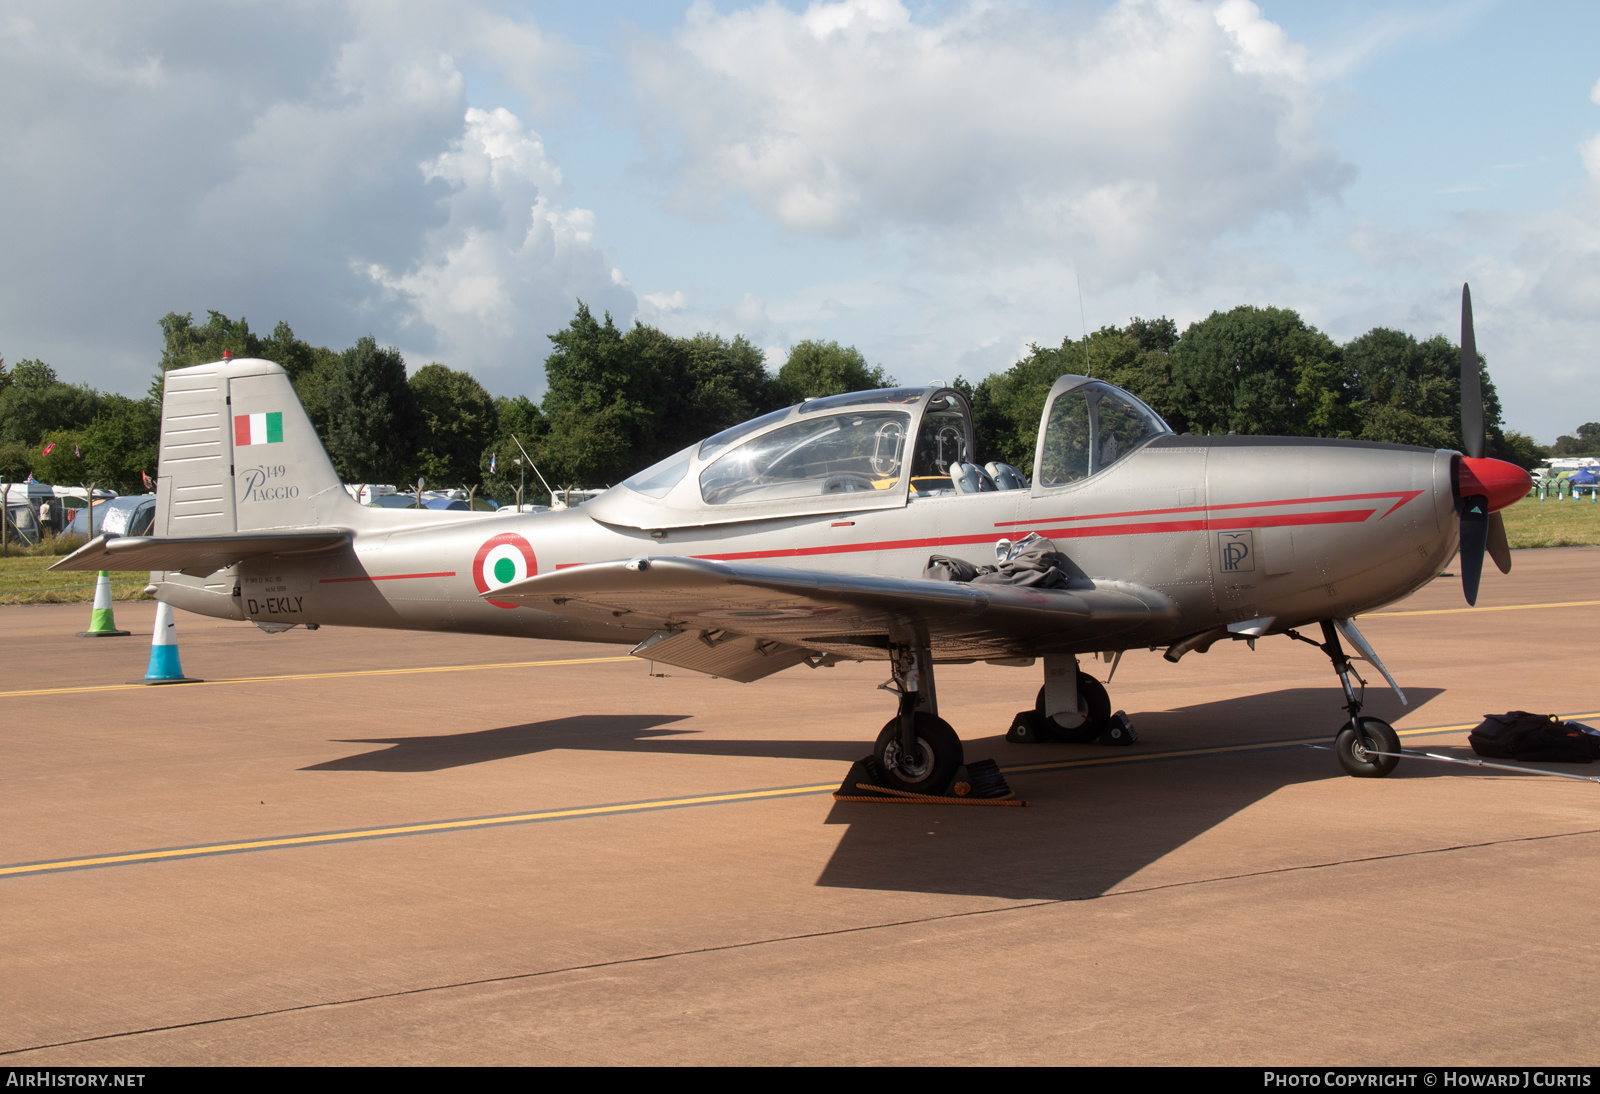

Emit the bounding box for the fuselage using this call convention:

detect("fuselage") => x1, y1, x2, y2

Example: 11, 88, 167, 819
156, 434, 1463, 659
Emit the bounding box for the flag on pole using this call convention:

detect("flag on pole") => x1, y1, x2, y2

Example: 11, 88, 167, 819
490, 453, 497, 474
142, 471, 154, 490
42, 441, 55, 456
74, 443, 80, 458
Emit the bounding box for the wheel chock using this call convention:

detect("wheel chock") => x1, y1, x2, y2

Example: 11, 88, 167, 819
1009, 709, 1139, 747
1006, 710, 1047, 744
1099, 711, 1138, 746
832, 757, 1028, 806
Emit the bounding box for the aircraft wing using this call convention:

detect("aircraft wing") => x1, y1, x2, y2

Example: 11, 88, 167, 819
50, 530, 351, 577
490, 557, 1176, 677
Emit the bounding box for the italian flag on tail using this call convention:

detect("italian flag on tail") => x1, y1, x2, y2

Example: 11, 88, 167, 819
234, 412, 283, 446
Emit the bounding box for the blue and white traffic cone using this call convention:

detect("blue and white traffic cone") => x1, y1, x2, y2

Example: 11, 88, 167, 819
77, 570, 130, 637
129, 600, 201, 685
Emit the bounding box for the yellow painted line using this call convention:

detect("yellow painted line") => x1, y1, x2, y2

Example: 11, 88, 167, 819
0, 783, 838, 879
10, 712, 1597, 881
0, 656, 635, 699
1370, 599, 1600, 618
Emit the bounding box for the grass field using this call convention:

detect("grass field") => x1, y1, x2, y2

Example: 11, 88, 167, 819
0, 556, 152, 606
1500, 493, 1600, 548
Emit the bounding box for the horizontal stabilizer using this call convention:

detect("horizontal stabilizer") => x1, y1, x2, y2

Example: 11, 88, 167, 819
492, 556, 1176, 661
50, 530, 350, 577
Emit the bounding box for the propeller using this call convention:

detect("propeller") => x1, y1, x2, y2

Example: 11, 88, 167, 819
1455, 283, 1522, 604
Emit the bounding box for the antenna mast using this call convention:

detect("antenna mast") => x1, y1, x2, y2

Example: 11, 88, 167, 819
1076, 270, 1091, 378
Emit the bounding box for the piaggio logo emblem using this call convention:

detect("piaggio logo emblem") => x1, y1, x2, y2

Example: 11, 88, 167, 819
473, 532, 538, 609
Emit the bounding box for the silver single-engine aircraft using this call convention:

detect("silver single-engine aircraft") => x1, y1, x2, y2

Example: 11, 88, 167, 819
57, 287, 1530, 794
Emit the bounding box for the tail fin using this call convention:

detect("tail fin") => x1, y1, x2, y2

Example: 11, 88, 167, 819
156, 358, 361, 536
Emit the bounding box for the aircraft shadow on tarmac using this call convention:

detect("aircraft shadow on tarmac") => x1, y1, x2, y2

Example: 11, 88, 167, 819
815, 684, 1448, 901
303, 714, 697, 772
306, 685, 1469, 902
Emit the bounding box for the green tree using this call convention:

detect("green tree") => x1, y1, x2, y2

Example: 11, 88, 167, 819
324, 337, 421, 484
0, 440, 28, 481
1551, 423, 1600, 457
410, 363, 498, 489
156, 311, 263, 372
31, 429, 88, 486
0, 359, 103, 448
536, 305, 652, 485
1168, 306, 1352, 437
1343, 327, 1519, 461
672, 332, 781, 449
483, 395, 549, 504
81, 395, 160, 493
1496, 430, 1545, 470
773, 340, 892, 404
11, 359, 59, 389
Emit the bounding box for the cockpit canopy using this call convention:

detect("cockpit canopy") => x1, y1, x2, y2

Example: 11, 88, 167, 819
584, 377, 1169, 530
1033, 377, 1171, 488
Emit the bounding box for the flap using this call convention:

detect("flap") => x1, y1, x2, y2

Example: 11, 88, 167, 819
632, 629, 814, 683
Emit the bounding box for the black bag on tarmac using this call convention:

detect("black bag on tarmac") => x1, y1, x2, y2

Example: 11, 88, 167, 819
1468, 712, 1600, 763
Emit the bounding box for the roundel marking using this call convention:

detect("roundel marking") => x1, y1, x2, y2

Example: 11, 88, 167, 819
473, 532, 538, 609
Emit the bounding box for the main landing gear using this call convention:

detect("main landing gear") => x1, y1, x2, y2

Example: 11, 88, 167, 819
873, 646, 964, 793
840, 646, 1017, 803
1006, 654, 1136, 747
860, 647, 1136, 801
1289, 620, 1401, 778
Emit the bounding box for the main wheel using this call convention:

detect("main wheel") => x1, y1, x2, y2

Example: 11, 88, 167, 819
1034, 673, 1112, 743
874, 713, 964, 795
1335, 717, 1401, 778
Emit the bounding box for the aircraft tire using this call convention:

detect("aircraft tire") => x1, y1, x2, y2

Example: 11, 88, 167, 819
874, 714, 963, 795
1034, 674, 1112, 743
1335, 717, 1401, 778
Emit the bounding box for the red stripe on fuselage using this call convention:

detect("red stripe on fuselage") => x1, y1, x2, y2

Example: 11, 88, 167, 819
992, 489, 1422, 529
690, 506, 1376, 563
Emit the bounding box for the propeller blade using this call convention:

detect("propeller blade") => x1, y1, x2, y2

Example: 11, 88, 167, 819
1460, 283, 1485, 459
1486, 510, 1511, 574
1459, 494, 1488, 605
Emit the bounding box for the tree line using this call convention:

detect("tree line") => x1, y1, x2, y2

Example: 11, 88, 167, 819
0, 300, 1559, 503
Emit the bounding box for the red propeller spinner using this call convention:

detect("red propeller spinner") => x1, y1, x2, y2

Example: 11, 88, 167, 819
1455, 456, 1532, 514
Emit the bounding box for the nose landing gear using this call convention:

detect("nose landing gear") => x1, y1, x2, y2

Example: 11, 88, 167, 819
1289, 620, 1402, 778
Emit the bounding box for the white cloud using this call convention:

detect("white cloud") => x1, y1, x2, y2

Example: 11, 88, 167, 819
0, 2, 627, 398
365, 107, 630, 377
631, 0, 1353, 278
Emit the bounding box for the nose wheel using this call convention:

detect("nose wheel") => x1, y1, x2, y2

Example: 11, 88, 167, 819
1336, 717, 1401, 778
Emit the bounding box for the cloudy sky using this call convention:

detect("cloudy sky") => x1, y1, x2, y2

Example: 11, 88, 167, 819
1, 0, 1596, 441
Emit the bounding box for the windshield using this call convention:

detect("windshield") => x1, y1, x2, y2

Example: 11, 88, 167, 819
1038, 382, 1169, 487
700, 410, 911, 505
621, 447, 694, 498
